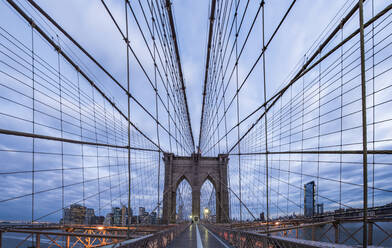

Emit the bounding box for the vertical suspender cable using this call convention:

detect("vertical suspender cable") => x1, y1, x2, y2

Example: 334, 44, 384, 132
77, 72, 86, 208
358, 0, 368, 246
31, 24, 35, 225
151, 0, 162, 222
300, 56, 306, 215
125, 0, 132, 235
112, 106, 122, 205
261, 0, 269, 233
339, 25, 343, 211
371, 0, 375, 209
104, 101, 113, 209
92, 87, 101, 216
56, 35, 65, 224
234, 0, 242, 222
317, 53, 321, 213
199, 0, 217, 153
31, 23, 36, 247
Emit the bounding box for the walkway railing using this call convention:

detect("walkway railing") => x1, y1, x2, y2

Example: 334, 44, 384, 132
203, 223, 359, 248
100, 223, 189, 248
0, 223, 189, 248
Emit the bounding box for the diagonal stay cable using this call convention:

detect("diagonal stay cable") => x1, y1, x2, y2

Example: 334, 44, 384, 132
29, 0, 186, 153
203, 0, 296, 154
100, 0, 193, 154
228, 1, 392, 154
5, 0, 163, 152
164, 0, 195, 152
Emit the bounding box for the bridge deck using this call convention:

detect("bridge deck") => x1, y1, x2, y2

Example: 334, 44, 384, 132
168, 223, 232, 248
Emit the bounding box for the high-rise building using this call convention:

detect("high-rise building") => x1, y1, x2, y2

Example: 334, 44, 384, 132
131, 215, 138, 224
62, 208, 71, 224
138, 207, 146, 223
120, 205, 133, 225
60, 204, 86, 224
104, 213, 113, 226
85, 208, 95, 225
139, 207, 145, 217
94, 216, 105, 225
150, 211, 157, 224
141, 211, 149, 223
70, 204, 87, 224
304, 181, 315, 217
112, 207, 122, 226
121, 205, 127, 226
177, 205, 183, 221
260, 212, 265, 221
317, 203, 324, 215
60, 205, 104, 225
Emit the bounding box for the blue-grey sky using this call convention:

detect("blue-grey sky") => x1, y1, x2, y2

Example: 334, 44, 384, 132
0, 0, 392, 223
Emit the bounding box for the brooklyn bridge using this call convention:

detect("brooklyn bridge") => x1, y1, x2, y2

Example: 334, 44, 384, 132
0, 0, 392, 247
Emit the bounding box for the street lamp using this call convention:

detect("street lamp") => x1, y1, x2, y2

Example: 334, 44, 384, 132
203, 208, 210, 222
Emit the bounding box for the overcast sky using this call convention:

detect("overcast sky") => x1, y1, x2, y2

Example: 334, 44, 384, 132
0, 0, 391, 223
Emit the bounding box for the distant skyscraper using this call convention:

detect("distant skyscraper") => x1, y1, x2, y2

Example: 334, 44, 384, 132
151, 211, 157, 224
121, 205, 127, 226
85, 208, 95, 225
138, 207, 146, 223
260, 212, 265, 221
104, 213, 113, 225
71, 204, 87, 224
177, 205, 183, 221
304, 181, 315, 217
112, 207, 122, 226
62, 208, 71, 224
95, 216, 105, 225
139, 207, 145, 216
61, 204, 86, 224
317, 203, 324, 215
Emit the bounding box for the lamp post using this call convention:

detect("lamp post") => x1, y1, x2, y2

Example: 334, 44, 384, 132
204, 208, 210, 221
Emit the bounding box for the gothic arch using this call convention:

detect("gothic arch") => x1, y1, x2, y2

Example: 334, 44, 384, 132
175, 174, 192, 192
201, 174, 217, 191
200, 176, 217, 221
175, 175, 192, 222
162, 153, 229, 223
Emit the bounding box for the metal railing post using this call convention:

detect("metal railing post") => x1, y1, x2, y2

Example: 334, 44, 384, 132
334, 222, 339, 244
66, 235, 70, 248
368, 222, 373, 245
36, 234, 40, 248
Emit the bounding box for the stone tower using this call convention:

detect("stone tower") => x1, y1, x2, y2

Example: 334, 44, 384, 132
162, 153, 229, 223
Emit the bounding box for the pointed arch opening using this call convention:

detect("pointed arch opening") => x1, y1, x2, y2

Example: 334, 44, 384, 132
200, 176, 217, 222
175, 176, 192, 223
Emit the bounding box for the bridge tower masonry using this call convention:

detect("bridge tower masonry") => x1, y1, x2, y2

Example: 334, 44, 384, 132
162, 153, 229, 224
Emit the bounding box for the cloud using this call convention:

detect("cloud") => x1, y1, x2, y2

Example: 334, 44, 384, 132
0, 0, 392, 224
